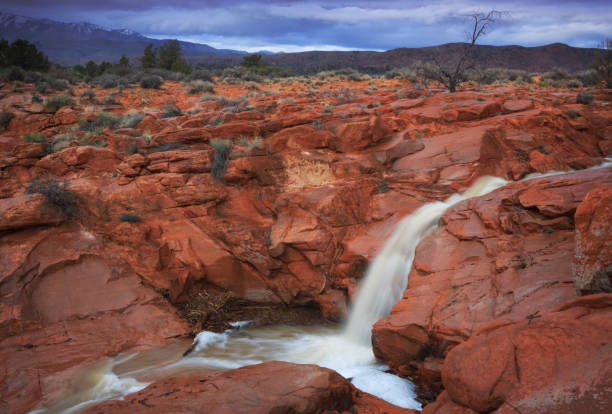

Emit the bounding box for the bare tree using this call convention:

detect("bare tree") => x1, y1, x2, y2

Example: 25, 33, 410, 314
592, 38, 612, 88
423, 10, 504, 92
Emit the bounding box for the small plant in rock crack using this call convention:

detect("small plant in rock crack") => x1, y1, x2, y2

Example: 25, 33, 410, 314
211, 139, 232, 181
26, 177, 79, 218
119, 213, 141, 222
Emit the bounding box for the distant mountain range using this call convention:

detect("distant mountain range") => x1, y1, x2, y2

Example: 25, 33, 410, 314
0, 11, 598, 73
0, 11, 248, 63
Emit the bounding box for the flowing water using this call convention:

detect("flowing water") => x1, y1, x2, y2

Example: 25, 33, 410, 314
31, 161, 612, 413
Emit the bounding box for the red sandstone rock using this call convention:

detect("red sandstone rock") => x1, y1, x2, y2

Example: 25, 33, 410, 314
502, 99, 533, 113
574, 185, 612, 293
82, 361, 415, 414
36, 145, 121, 176
2, 80, 611, 414
0, 225, 188, 414
0, 193, 64, 231
373, 167, 612, 380
440, 294, 612, 413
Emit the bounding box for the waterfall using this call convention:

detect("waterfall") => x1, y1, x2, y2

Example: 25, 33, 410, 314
343, 176, 508, 345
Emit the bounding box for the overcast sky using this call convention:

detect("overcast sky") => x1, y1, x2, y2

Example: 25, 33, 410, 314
3, 1, 611, 52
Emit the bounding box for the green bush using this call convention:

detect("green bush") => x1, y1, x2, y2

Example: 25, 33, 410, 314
45, 95, 74, 113
211, 139, 232, 181
140, 75, 163, 89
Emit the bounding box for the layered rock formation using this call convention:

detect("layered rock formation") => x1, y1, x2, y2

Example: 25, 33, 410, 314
1, 75, 610, 413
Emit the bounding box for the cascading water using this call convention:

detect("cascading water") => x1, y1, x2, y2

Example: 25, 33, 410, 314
343, 176, 508, 345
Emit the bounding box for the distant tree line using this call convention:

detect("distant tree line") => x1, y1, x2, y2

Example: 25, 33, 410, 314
140, 40, 192, 74
0, 39, 51, 71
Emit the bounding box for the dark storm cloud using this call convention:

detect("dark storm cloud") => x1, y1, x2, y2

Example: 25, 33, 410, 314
2, 1, 610, 52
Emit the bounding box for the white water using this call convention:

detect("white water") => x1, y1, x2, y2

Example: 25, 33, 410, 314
30, 161, 612, 413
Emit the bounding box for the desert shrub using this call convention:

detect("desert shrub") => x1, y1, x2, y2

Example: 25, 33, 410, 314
186, 105, 203, 114
150, 143, 185, 153
576, 91, 594, 104
188, 69, 213, 82
8, 66, 25, 81
0, 108, 14, 130
120, 110, 144, 128
36, 81, 49, 93
23, 132, 46, 142
96, 74, 119, 89
24, 71, 43, 83
187, 80, 214, 94
566, 107, 580, 119
321, 103, 333, 113
31, 93, 43, 103
575, 70, 597, 86
378, 179, 391, 193
119, 213, 141, 222
335, 87, 357, 104
51, 133, 76, 152
26, 177, 79, 218
547, 67, 571, 81
140, 75, 163, 89
79, 120, 100, 133
102, 95, 120, 105
96, 112, 121, 128
44, 95, 74, 113
220, 66, 264, 83
346, 70, 366, 82
312, 119, 323, 130
238, 136, 263, 154
160, 104, 183, 118
81, 90, 95, 100
140, 131, 152, 144
211, 139, 232, 181
47, 77, 69, 90
80, 134, 107, 147
222, 103, 252, 113
199, 93, 218, 102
